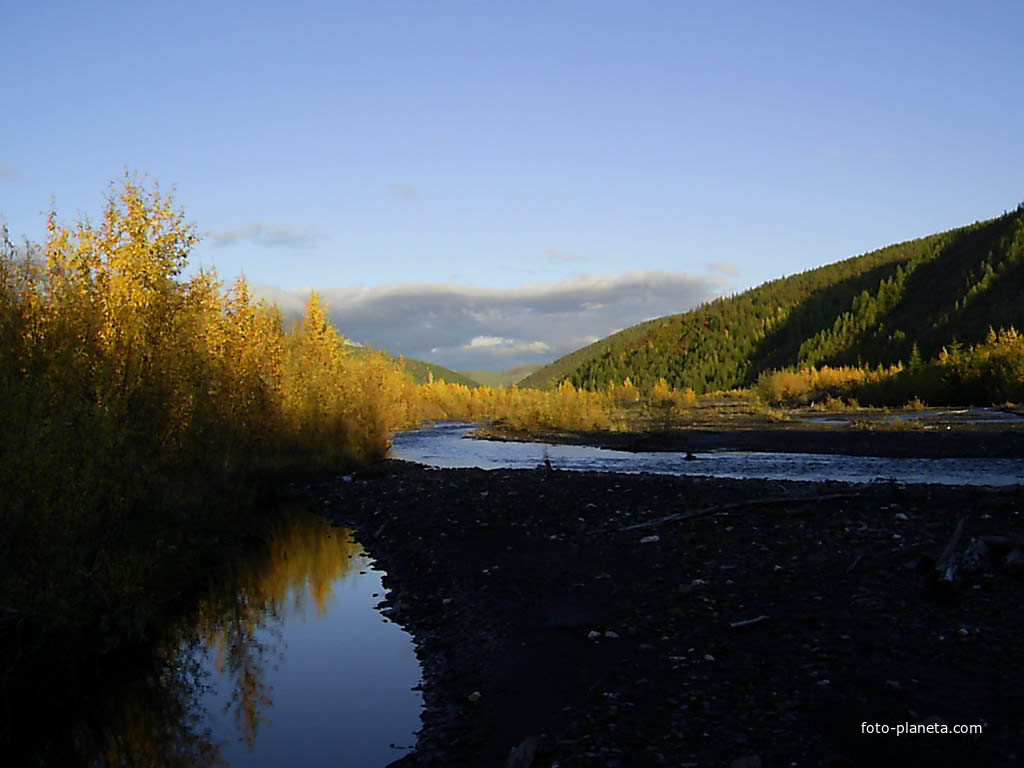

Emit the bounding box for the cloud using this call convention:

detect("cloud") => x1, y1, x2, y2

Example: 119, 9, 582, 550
251, 271, 724, 370
205, 223, 315, 249
706, 261, 740, 277
544, 246, 586, 262
463, 336, 551, 355
0, 164, 21, 182
389, 183, 418, 201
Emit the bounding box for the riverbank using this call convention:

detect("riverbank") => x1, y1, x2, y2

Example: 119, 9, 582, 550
474, 405, 1024, 459
324, 460, 1024, 767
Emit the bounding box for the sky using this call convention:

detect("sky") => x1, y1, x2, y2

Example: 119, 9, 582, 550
3, 1, 1021, 370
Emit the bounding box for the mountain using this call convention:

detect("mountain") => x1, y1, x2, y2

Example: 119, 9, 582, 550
519, 204, 1024, 393
458, 365, 542, 388
350, 347, 480, 387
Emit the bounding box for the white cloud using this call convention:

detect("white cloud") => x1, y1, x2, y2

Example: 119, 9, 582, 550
461, 336, 550, 355
251, 270, 724, 370
465, 336, 512, 349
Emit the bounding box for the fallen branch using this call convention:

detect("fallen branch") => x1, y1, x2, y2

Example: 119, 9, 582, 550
730, 614, 770, 629
617, 493, 860, 533
936, 517, 966, 572
936, 517, 968, 583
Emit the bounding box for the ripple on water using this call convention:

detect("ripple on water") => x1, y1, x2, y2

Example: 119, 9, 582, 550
391, 423, 1023, 487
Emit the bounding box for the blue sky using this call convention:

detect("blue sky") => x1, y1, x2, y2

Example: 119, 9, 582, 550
3, 1, 1021, 369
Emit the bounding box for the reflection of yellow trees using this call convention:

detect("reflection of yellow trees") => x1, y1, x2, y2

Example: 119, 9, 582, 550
196, 514, 361, 745
237, 512, 362, 620
88, 633, 226, 768
65, 514, 360, 765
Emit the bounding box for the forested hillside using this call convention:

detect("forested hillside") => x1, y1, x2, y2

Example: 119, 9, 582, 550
351, 347, 480, 387
520, 205, 1024, 393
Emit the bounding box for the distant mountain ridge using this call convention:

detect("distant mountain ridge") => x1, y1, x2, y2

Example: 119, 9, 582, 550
350, 347, 479, 387
519, 204, 1024, 392
459, 365, 542, 388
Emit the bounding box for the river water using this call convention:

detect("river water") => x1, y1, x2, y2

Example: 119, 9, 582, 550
390, 422, 1023, 487
63, 514, 422, 767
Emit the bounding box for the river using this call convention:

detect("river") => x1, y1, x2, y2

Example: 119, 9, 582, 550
390, 422, 1023, 486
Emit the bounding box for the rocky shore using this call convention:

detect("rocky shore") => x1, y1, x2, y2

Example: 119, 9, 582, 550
320, 454, 1024, 767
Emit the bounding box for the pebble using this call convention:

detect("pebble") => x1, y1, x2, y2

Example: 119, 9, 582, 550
467, 691, 482, 702
641, 535, 661, 544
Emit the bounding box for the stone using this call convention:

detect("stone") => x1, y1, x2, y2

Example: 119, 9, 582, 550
961, 538, 991, 574
1003, 548, 1024, 576
979, 535, 1015, 555
505, 735, 539, 768
640, 535, 661, 544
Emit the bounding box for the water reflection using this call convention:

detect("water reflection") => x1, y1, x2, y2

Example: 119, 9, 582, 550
48, 513, 421, 767
196, 516, 363, 749
65, 631, 223, 768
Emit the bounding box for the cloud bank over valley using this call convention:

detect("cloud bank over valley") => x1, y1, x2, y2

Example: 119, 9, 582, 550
252, 271, 727, 371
